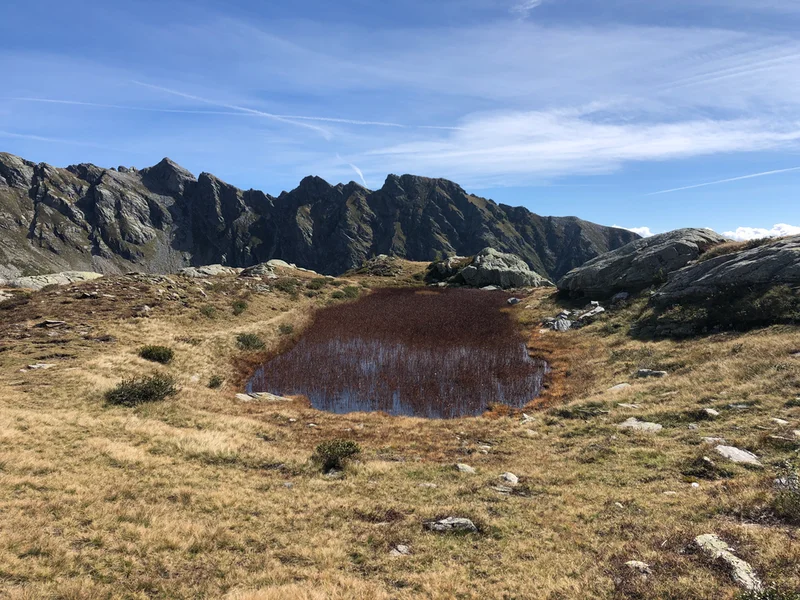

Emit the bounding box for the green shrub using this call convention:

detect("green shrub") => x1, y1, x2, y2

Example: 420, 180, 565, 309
773, 461, 800, 525
200, 305, 217, 319
739, 586, 800, 600
138, 345, 174, 364
682, 454, 734, 480
236, 333, 265, 351
0, 294, 29, 311
550, 401, 608, 420
105, 374, 178, 407
313, 439, 361, 472
232, 299, 248, 316
342, 286, 360, 299
331, 291, 345, 300
306, 278, 328, 291
273, 278, 300, 295
208, 375, 224, 389
278, 324, 294, 336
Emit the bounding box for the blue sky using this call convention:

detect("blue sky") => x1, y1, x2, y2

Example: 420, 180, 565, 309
2, 0, 799, 240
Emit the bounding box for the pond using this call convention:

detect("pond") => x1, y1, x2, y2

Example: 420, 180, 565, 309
247, 287, 548, 418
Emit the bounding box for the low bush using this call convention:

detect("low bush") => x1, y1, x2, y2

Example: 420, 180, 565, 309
232, 299, 248, 316
773, 460, 800, 525
236, 333, 265, 351
682, 454, 734, 480
313, 439, 361, 472
278, 324, 294, 336
273, 278, 300, 296
0, 294, 29, 311
200, 305, 217, 319
700, 238, 772, 262
550, 401, 608, 420
105, 374, 178, 407
306, 278, 328, 291
208, 375, 224, 389
138, 345, 174, 364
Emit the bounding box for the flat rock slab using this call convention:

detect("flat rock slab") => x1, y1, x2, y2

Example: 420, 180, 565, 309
424, 517, 478, 533
608, 383, 632, 393
618, 418, 663, 433
235, 392, 294, 403
637, 369, 667, 378
617, 403, 641, 409
772, 418, 790, 426
694, 534, 762, 591
625, 561, 652, 575
715, 445, 762, 466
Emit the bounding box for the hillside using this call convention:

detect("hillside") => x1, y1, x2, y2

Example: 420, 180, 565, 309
0, 152, 638, 280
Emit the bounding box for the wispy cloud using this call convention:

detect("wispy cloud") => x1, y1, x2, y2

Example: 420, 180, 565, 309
646, 166, 800, 196
724, 223, 800, 240
511, 0, 545, 18
131, 81, 334, 139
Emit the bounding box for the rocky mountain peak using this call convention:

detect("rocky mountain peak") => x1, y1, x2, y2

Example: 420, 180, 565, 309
140, 157, 197, 195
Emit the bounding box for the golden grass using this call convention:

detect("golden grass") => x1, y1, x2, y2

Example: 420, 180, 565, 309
0, 271, 798, 599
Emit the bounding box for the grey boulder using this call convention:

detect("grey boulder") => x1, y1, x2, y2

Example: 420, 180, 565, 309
10, 271, 103, 290
694, 534, 762, 591
653, 234, 800, 306
424, 517, 478, 533
558, 228, 726, 297
459, 248, 553, 289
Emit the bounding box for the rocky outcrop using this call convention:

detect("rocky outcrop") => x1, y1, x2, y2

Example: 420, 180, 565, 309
558, 228, 726, 297
653, 235, 800, 306
10, 271, 104, 290
427, 248, 553, 289
0, 152, 638, 279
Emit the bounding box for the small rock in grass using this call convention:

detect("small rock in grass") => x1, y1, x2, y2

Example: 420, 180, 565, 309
283, 482, 294, 489
491, 485, 514, 494
521, 413, 535, 424
772, 418, 790, 426
617, 403, 640, 409
702, 408, 720, 418
625, 560, 652, 575
390, 544, 411, 556
419, 483, 438, 489
702, 437, 727, 445
637, 369, 667, 378
455, 463, 476, 474
618, 418, 662, 433
794, 430, 800, 440
688, 424, 699, 430
507, 297, 521, 305
663, 491, 678, 496
614, 502, 625, 509
26, 363, 54, 370
500, 472, 519, 485
694, 534, 762, 591
715, 445, 762, 466
424, 517, 478, 533
691, 482, 700, 489
608, 383, 632, 393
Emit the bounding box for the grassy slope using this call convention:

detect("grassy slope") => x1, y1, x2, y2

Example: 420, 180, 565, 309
0, 265, 797, 599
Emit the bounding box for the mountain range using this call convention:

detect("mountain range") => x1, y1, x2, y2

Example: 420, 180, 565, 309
0, 152, 639, 280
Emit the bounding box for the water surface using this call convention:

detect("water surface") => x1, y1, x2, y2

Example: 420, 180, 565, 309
247, 288, 547, 418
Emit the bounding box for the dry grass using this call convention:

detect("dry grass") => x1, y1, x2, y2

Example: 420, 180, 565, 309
0, 269, 798, 599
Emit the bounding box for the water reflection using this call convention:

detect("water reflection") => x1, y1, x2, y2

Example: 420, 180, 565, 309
247, 288, 548, 418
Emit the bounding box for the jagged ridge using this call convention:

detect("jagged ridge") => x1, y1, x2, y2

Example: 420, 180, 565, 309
0, 152, 639, 279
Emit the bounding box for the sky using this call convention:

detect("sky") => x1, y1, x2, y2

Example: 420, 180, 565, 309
1, 0, 799, 240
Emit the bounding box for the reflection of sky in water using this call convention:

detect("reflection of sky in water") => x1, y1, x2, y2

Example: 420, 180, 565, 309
248, 336, 548, 419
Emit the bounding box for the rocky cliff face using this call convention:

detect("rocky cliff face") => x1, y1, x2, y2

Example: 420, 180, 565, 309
0, 153, 639, 279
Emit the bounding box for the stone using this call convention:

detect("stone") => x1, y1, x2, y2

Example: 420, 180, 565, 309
691, 482, 701, 489
637, 369, 667, 378
694, 534, 763, 591
702, 408, 720, 418
266, 259, 296, 269
608, 383, 632, 393
10, 271, 103, 291
663, 491, 678, 496
702, 437, 727, 445
507, 297, 521, 305
772, 418, 790, 426
25, 363, 54, 370
458, 248, 553, 289
179, 265, 241, 278
423, 517, 478, 533
715, 445, 762, 466
617, 403, 641, 409
577, 306, 605, 322
500, 472, 519, 485
688, 423, 699, 430
248, 392, 293, 402
418, 483, 438, 489
390, 544, 411, 556
558, 228, 726, 297
611, 291, 630, 304
654, 235, 800, 306
618, 418, 663, 433
625, 561, 652, 575
520, 413, 535, 424
240, 263, 277, 278
794, 431, 800, 440
491, 485, 514, 494
455, 463, 476, 474
37, 320, 67, 329
551, 318, 572, 332
481, 285, 499, 291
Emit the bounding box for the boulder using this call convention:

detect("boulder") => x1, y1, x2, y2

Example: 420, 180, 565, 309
240, 263, 277, 278
653, 235, 800, 306
455, 463, 476, 474
460, 248, 553, 289
694, 534, 762, 591
608, 383, 632, 392
558, 228, 726, 297
500, 472, 519, 485
10, 271, 103, 291
637, 369, 667, 378
423, 517, 478, 533
179, 265, 241, 278
715, 445, 762, 466
618, 418, 662, 433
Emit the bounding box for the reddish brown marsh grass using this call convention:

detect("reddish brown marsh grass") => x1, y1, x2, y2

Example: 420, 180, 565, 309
248, 288, 547, 418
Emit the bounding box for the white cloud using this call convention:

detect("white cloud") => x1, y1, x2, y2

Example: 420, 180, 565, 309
613, 225, 654, 237
511, 0, 544, 17
723, 224, 800, 241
